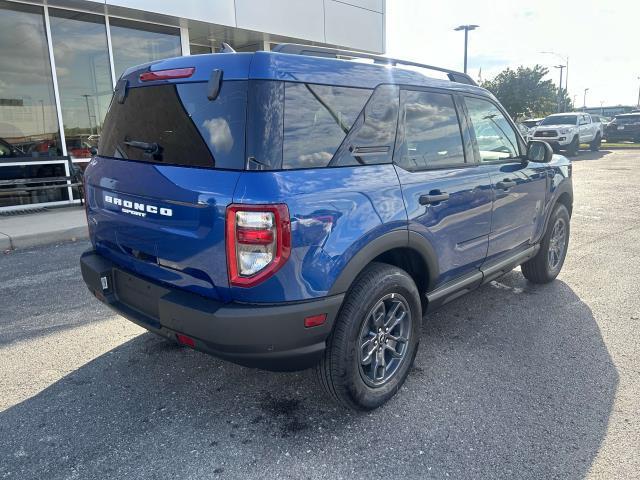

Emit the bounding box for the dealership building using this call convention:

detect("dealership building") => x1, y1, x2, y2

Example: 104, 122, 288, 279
0, 0, 386, 210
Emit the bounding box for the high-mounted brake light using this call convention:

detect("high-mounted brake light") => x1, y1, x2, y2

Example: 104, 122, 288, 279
139, 67, 195, 82
226, 204, 291, 288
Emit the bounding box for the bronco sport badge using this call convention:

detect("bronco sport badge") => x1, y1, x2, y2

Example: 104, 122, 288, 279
103, 194, 173, 218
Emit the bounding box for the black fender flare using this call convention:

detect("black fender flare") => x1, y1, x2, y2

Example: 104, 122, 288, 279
537, 176, 573, 243
328, 229, 439, 295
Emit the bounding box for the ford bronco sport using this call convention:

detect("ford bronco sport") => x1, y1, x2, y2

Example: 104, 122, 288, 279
81, 44, 573, 410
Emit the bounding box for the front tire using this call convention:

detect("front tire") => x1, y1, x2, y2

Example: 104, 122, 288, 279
566, 136, 579, 156
590, 133, 602, 151
316, 263, 421, 410
522, 204, 570, 284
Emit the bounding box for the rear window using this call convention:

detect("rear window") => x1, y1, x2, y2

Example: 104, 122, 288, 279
99, 81, 247, 169
616, 114, 640, 124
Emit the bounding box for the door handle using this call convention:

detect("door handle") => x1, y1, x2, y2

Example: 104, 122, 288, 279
419, 192, 450, 205
496, 179, 516, 190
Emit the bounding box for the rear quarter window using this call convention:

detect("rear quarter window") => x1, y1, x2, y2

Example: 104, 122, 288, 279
282, 83, 371, 169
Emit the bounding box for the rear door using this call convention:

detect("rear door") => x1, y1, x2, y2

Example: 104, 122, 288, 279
462, 95, 549, 264
394, 88, 493, 288
85, 63, 249, 302
579, 114, 593, 142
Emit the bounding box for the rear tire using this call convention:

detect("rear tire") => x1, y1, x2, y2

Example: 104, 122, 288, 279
566, 136, 579, 156
590, 133, 602, 151
522, 204, 570, 284
316, 262, 421, 411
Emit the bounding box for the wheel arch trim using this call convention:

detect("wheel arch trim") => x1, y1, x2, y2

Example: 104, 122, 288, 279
327, 230, 439, 296
537, 178, 573, 244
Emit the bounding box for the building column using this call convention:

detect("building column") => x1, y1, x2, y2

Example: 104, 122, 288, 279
42, 4, 67, 158
180, 22, 190, 56
104, 11, 117, 90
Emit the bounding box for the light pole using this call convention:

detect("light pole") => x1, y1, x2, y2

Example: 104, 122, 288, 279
583, 88, 589, 110
454, 25, 479, 74
542, 51, 569, 101
82, 94, 94, 135
38, 100, 45, 135
554, 65, 565, 112
637, 76, 640, 108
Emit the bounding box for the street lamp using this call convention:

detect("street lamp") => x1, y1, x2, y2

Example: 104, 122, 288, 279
637, 76, 640, 108
81, 94, 94, 135
38, 100, 45, 135
541, 51, 569, 99
554, 65, 566, 112
583, 88, 590, 110
454, 24, 479, 74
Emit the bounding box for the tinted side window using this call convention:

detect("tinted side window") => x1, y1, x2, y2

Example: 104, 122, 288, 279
465, 96, 519, 162
331, 85, 399, 167
395, 90, 465, 171
282, 83, 371, 169
246, 80, 284, 170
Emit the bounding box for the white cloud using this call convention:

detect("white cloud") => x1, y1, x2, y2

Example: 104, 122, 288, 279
202, 118, 234, 153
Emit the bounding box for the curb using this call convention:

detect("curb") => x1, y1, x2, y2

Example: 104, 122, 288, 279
601, 146, 640, 150
2, 225, 88, 251
0, 232, 10, 251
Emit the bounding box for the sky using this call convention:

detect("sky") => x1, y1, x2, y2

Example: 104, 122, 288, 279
386, 0, 640, 108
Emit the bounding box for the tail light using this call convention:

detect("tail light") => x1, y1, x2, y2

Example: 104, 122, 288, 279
226, 204, 291, 287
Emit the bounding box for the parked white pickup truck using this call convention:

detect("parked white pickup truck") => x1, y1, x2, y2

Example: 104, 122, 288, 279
531, 112, 602, 155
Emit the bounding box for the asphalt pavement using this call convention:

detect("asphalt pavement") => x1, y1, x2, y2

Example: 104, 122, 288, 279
1, 149, 638, 479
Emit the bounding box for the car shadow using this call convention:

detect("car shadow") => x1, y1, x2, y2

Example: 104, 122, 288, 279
0, 271, 617, 479
573, 149, 613, 161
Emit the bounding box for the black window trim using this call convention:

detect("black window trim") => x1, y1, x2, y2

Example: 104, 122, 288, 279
461, 93, 526, 166
327, 83, 400, 169
393, 85, 475, 173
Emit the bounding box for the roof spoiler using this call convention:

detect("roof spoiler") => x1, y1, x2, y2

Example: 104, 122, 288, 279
272, 43, 478, 86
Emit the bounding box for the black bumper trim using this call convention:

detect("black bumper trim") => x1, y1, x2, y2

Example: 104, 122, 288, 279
80, 250, 344, 371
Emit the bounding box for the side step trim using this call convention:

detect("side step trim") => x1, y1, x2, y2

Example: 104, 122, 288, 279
425, 244, 539, 311
426, 271, 482, 304
481, 245, 539, 284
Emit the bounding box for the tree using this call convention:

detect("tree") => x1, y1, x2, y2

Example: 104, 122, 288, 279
481, 65, 573, 120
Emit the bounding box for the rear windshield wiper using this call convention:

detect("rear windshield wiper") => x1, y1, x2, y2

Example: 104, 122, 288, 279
123, 140, 161, 154
122, 140, 163, 160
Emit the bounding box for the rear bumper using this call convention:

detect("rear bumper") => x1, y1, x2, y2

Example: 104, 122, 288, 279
80, 249, 343, 371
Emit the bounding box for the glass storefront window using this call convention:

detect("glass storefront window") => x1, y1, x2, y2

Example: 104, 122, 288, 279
49, 9, 113, 161
189, 44, 213, 55
0, 1, 62, 160
109, 18, 181, 80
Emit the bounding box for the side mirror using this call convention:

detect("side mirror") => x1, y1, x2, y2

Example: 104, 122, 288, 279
526, 140, 553, 163
90, 147, 98, 157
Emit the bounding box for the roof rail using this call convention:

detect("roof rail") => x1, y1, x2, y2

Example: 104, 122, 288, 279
272, 43, 478, 86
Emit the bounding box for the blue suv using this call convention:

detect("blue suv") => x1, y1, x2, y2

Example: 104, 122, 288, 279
81, 44, 572, 410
